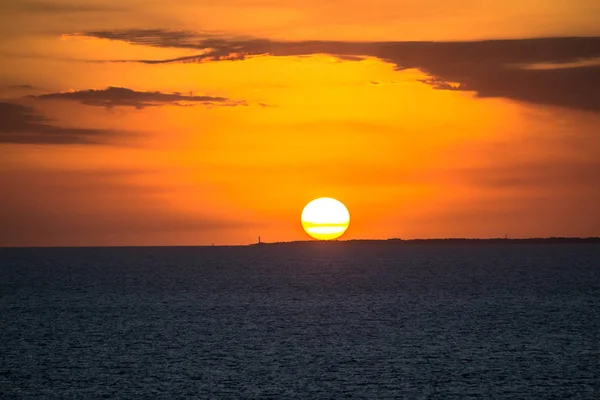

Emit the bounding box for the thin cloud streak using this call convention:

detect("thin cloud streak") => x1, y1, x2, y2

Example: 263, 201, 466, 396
30, 87, 246, 109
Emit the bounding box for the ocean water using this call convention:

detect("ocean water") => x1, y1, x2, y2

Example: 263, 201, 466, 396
1, 243, 599, 399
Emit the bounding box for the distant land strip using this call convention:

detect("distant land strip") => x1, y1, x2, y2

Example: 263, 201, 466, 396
252, 237, 600, 246
1, 237, 599, 249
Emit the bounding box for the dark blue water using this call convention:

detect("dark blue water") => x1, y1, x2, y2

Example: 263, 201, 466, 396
1, 243, 599, 398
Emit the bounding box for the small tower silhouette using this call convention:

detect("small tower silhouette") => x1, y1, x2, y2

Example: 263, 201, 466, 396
258, 236, 261, 244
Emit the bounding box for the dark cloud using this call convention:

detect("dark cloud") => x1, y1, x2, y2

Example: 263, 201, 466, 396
81, 30, 600, 111
80, 29, 217, 50
0, 101, 122, 145
30, 86, 245, 109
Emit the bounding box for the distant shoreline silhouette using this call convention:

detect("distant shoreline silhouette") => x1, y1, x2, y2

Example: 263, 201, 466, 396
252, 237, 600, 246
2, 237, 598, 249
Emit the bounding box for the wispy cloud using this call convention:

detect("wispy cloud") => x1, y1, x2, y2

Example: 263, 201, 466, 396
30, 86, 246, 109
1, 84, 42, 96
417, 78, 463, 90
8, 84, 38, 90
0, 101, 124, 145
77, 30, 600, 112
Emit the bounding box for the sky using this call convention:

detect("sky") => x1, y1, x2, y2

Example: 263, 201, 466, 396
0, 0, 599, 246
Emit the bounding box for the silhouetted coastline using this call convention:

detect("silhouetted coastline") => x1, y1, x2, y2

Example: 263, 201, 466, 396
2, 237, 598, 249
252, 237, 600, 246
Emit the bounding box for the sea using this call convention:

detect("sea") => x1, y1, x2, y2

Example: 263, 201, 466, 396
1, 242, 599, 399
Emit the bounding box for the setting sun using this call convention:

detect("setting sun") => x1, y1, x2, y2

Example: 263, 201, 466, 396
301, 198, 350, 240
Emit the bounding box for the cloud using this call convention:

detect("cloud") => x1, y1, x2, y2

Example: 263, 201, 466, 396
30, 86, 246, 109
0, 84, 41, 96
69, 30, 273, 62
8, 84, 38, 90
417, 78, 463, 91
0, 101, 123, 145
79, 30, 600, 112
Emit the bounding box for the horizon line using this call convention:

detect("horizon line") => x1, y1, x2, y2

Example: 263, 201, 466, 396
1, 236, 599, 249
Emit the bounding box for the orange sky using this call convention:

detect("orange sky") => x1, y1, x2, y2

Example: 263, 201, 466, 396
1, 0, 599, 246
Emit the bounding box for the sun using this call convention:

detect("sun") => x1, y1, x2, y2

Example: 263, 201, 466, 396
301, 198, 350, 240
